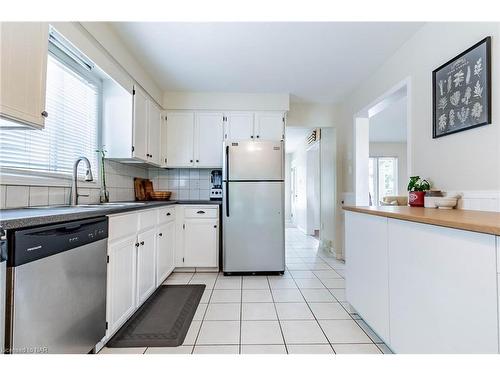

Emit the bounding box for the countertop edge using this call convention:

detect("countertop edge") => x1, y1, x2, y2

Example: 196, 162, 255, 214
0, 200, 222, 230
343, 205, 500, 236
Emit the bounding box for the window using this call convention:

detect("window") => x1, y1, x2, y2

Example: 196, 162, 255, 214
369, 157, 398, 205
0, 34, 101, 180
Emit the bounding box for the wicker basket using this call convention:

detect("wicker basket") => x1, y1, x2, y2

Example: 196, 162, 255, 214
149, 191, 172, 201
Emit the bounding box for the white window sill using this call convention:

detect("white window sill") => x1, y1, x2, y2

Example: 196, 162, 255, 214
0, 168, 99, 188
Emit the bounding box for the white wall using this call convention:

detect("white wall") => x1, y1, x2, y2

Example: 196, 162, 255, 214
320, 128, 337, 255
287, 101, 338, 128
284, 153, 292, 221
370, 142, 408, 195
336, 22, 500, 258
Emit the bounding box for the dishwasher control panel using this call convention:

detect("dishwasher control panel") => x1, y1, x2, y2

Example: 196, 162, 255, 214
9, 217, 108, 267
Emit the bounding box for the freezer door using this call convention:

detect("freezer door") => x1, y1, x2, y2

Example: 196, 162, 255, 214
225, 140, 283, 181
223, 181, 284, 273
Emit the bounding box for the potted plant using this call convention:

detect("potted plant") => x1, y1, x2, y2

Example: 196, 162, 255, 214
407, 176, 431, 207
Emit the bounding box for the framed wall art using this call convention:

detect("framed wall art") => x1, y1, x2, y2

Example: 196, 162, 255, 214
432, 37, 491, 138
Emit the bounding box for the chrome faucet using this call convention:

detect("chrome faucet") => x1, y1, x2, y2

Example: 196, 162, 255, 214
70, 156, 94, 205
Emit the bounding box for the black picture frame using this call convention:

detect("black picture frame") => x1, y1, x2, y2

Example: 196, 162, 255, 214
432, 37, 492, 138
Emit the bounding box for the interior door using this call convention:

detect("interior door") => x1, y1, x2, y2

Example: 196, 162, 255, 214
223, 181, 284, 272
195, 112, 224, 167
156, 221, 175, 286
166, 112, 195, 167
184, 219, 218, 267
147, 101, 162, 166
254, 112, 284, 141
132, 87, 149, 162
225, 112, 254, 141
136, 228, 156, 306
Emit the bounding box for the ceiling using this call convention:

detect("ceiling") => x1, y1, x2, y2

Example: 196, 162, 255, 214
110, 22, 424, 103
285, 128, 311, 154
369, 96, 407, 143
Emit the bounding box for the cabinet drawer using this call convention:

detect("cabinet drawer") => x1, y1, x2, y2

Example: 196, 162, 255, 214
138, 209, 158, 230
184, 207, 218, 219
158, 206, 176, 224
108, 213, 138, 241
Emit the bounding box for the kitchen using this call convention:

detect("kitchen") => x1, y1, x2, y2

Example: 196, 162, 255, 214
1, 3, 500, 372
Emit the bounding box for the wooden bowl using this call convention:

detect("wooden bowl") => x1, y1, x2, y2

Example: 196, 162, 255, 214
149, 191, 172, 201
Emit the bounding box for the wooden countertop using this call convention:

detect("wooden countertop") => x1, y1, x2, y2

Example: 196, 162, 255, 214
343, 205, 500, 236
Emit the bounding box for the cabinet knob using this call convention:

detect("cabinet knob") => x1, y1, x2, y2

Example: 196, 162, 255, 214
140, 241, 145, 246
166, 212, 171, 216
250, 135, 254, 139
196, 160, 199, 163
159, 233, 163, 237
41, 110, 48, 118
190, 159, 193, 163
135, 243, 140, 247
214, 225, 217, 228
256, 135, 260, 138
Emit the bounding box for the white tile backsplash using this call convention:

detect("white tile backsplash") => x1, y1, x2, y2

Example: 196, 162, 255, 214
29, 186, 49, 206
5, 185, 29, 208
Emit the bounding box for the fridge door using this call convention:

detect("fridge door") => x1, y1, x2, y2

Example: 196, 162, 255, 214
225, 140, 283, 181
223, 181, 284, 273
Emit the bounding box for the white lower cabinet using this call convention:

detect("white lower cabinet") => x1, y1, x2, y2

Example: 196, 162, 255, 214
136, 227, 157, 306
387, 219, 498, 354
184, 219, 219, 267
106, 235, 137, 335
345, 212, 500, 354
345, 212, 390, 345
156, 221, 175, 286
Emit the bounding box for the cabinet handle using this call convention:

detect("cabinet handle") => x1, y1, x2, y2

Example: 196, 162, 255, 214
159, 233, 163, 237
41, 110, 48, 118
140, 241, 145, 246
166, 212, 171, 216
135, 243, 140, 247
197, 210, 205, 214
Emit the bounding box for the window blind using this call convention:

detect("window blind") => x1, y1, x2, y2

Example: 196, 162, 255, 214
0, 52, 100, 178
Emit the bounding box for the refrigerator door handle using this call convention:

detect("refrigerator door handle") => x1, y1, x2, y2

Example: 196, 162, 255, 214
225, 145, 230, 217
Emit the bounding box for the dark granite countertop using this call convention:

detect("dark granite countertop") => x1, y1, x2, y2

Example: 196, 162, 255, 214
0, 200, 222, 230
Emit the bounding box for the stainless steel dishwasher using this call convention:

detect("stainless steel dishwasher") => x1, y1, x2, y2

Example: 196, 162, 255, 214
5, 217, 108, 354
1, 228, 6, 354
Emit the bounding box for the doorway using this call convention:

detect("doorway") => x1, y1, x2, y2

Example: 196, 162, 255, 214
354, 78, 411, 207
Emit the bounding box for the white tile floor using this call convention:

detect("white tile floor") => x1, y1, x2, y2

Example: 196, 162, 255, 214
101, 227, 391, 354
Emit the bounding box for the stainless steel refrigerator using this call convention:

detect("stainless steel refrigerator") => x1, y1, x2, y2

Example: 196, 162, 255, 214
223, 140, 285, 274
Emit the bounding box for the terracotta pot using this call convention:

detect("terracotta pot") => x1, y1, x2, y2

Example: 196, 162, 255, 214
408, 191, 425, 207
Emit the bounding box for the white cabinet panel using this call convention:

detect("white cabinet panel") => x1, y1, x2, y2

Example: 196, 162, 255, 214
160, 111, 168, 167
388, 219, 498, 353
107, 235, 137, 335
147, 101, 162, 165
136, 228, 157, 305
0, 22, 48, 129
195, 112, 224, 167
345, 211, 390, 344
156, 221, 175, 286
166, 112, 195, 167
184, 219, 218, 267
132, 87, 149, 162
255, 112, 284, 141
224, 112, 254, 141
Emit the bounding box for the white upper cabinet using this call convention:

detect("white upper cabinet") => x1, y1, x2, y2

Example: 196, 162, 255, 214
132, 86, 149, 162
254, 112, 284, 141
195, 112, 224, 168
0, 22, 49, 129
224, 112, 255, 142
165, 112, 195, 167
147, 101, 162, 166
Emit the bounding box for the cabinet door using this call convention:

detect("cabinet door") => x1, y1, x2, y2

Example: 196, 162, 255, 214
254, 112, 284, 141
183, 219, 218, 267
224, 112, 254, 142
107, 235, 137, 335
166, 112, 195, 167
132, 87, 149, 162
195, 112, 224, 167
388, 219, 498, 353
0, 22, 48, 129
147, 101, 162, 166
160, 111, 168, 167
136, 228, 157, 306
345, 211, 390, 344
156, 221, 175, 286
